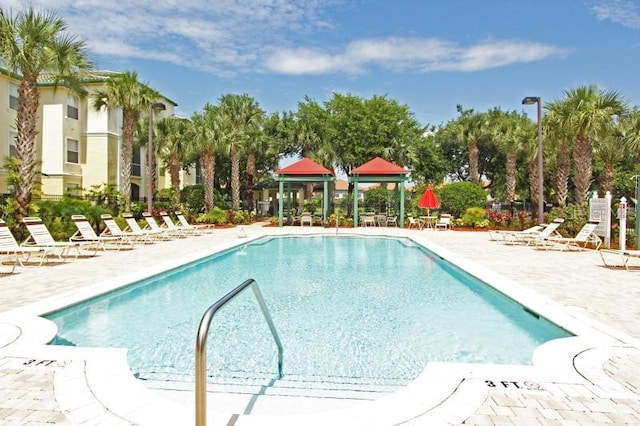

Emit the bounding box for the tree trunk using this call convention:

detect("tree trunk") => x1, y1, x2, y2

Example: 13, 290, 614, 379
14, 76, 40, 223
120, 112, 137, 212
506, 152, 516, 204
246, 151, 256, 212
231, 149, 241, 210
553, 142, 570, 207
573, 134, 593, 205
468, 138, 479, 181
201, 150, 215, 212
169, 152, 181, 204
599, 161, 615, 195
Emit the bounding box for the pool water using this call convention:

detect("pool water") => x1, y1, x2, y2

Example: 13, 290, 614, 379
47, 236, 570, 386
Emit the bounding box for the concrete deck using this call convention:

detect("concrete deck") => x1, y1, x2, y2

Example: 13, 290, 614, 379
1, 224, 639, 425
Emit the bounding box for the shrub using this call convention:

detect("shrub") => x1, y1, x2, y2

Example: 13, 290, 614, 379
196, 207, 228, 225
460, 207, 487, 228
437, 182, 486, 218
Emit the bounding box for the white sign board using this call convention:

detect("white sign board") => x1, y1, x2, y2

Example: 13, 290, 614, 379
589, 197, 611, 247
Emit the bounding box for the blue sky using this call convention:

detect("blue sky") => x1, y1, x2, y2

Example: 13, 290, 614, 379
8, 0, 640, 126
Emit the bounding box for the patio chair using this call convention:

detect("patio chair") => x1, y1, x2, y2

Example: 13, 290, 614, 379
502, 219, 565, 246
300, 212, 313, 227
175, 211, 215, 235
0, 219, 51, 270
22, 217, 94, 259
407, 216, 423, 230
123, 213, 167, 241
386, 216, 398, 227
71, 215, 134, 251
142, 212, 180, 239
361, 213, 376, 227
534, 220, 602, 251
434, 214, 452, 230
101, 214, 153, 244
598, 249, 640, 271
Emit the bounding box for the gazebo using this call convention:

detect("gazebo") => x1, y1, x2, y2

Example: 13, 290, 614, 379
274, 158, 335, 227
349, 157, 409, 228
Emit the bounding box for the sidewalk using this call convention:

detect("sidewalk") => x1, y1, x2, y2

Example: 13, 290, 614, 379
0, 225, 639, 425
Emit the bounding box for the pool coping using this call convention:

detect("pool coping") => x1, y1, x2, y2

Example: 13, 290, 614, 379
1, 227, 639, 425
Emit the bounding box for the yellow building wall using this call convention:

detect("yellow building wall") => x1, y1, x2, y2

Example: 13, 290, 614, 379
0, 74, 19, 193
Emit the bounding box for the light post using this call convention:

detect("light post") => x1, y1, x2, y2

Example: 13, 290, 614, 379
522, 96, 544, 225
147, 102, 166, 213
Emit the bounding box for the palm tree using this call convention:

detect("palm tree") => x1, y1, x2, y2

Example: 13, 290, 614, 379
593, 119, 626, 194
0, 7, 92, 222
551, 85, 626, 204
454, 106, 486, 182
490, 109, 532, 210
219, 94, 262, 210
189, 104, 230, 212
92, 71, 160, 212
543, 106, 572, 207
155, 116, 191, 204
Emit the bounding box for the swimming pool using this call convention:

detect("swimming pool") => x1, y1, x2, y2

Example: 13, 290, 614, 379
46, 235, 570, 390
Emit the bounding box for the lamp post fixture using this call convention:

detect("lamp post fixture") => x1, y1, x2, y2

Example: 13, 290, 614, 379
147, 102, 166, 213
522, 96, 544, 225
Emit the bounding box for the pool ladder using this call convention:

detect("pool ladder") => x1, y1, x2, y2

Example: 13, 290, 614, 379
195, 278, 283, 426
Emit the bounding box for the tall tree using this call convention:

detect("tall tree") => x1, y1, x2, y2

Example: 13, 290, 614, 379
543, 106, 572, 207
0, 7, 92, 222
92, 71, 160, 212
550, 85, 626, 204
189, 104, 229, 212
155, 116, 191, 204
219, 94, 262, 210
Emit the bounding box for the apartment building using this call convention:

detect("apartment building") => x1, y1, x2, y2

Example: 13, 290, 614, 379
0, 69, 195, 200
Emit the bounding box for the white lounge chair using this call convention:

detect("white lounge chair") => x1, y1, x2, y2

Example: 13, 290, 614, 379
489, 225, 544, 241
123, 213, 167, 241
22, 217, 94, 258
0, 219, 51, 270
142, 212, 179, 239
503, 219, 565, 246
599, 249, 640, 271
71, 215, 134, 250
158, 211, 189, 237
175, 212, 215, 235
534, 220, 602, 251
101, 214, 153, 244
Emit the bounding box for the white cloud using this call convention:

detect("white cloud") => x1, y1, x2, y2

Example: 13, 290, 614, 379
589, 0, 640, 28
3, 1, 567, 77
265, 38, 568, 75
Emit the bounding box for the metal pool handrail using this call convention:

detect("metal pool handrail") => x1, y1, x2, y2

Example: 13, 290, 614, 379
195, 278, 283, 426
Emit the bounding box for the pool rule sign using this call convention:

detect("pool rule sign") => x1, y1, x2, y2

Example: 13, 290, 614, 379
589, 192, 612, 248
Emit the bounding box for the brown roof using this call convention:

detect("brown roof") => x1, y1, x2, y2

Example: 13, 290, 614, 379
275, 158, 334, 176
351, 157, 407, 176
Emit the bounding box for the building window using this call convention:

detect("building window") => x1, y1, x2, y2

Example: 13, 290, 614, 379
66, 183, 81, 196
67, 94, 79, 119
9, 83, 18, 110
67, 138, 79, 163
132, 148, 141, 176
8, 132, 17, 157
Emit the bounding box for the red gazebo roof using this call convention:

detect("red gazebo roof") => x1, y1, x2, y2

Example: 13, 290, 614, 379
275, 157, 334, 176
351, 157, 407, 175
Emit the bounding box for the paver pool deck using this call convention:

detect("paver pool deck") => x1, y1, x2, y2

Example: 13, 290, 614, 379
1, 224, 639, 425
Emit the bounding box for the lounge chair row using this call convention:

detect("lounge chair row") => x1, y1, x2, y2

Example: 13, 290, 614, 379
489, 218, 603, 251
0, 212, 214, 273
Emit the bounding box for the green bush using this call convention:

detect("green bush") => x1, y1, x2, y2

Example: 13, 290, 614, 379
181, 184, 205, 213
437, 182, 486, 217
196, 207, 228, 225
32, 197, 110, 239
461, 207, 487, 228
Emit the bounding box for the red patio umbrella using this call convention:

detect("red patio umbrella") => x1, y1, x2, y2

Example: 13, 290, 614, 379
418, 186, 439, 215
